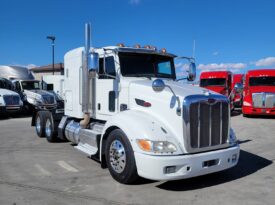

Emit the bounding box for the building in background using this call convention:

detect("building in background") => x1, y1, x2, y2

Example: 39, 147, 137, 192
30, 63, 64, 80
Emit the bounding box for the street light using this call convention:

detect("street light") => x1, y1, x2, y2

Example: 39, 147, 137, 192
46, 35, 56, 75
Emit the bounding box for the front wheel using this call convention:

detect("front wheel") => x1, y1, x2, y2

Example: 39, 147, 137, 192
105, 129, 139, 184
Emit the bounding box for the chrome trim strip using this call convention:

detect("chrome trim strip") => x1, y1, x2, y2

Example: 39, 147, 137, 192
219, 102, 223, 144
198, 102, 200, 148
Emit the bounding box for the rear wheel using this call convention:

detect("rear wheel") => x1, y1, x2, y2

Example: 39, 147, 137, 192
35, 112, 46, 138
44, 113, 59, 143
105, 129, 139, 184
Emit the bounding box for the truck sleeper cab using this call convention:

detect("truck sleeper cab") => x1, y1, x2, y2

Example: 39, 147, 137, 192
242, 69, 275, 116
32, 24, 239, 184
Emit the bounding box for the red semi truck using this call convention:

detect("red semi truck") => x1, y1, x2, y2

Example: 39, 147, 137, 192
200, 71, 234, 108
232, 74, 244, 108
242, 69, 275, 116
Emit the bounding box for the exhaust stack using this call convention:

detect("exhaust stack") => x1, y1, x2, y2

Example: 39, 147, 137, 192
80, 23, 91, 128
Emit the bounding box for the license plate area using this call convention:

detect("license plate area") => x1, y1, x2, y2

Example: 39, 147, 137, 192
202, 159, 219, 168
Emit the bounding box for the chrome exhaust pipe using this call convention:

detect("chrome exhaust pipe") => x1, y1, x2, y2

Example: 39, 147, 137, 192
80, 23, 91, 128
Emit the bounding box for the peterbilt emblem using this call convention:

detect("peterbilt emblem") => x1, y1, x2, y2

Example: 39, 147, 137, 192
203, 89, 210, 96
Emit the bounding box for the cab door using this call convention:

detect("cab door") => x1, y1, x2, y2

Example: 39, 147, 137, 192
95, 55, 119, 121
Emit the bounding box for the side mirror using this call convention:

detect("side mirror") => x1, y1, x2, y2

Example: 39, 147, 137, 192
187, 62, 196, 81
234, 83, 243, 93
152, 79, 165, 92
89, 52, 99, 73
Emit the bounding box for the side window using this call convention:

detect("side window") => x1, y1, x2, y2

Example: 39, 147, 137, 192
15, 82, 21, 92
99, 56, 116, 79
158, 62, 172, 75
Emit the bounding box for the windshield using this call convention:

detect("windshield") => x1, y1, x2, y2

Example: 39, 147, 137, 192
200, 78, 226, 87
21, 81, 40, 90
249, 76, 275, 86
119, 53, 176, 79
0, 79, 12, 89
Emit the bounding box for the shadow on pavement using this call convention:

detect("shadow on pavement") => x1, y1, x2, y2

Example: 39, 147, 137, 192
156, 149, 272, 191
231, 109, 242, 117
237, 139, 252, 144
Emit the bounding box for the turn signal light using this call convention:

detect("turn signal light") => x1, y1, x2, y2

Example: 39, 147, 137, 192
137, 139, 152, 152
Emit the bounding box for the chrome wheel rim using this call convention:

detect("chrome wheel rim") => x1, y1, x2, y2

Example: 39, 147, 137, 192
45, 119, 52, 137
109, 140, 126, 173
36, 117, 41, 134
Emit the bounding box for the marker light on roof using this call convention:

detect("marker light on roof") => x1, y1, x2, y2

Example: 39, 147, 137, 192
144, 45, 151, 49
117, 43, 125, 47
160, 48, 167, 53
134, 44, 141, 48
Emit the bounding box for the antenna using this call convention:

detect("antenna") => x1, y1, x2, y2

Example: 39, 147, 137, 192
192, 40, 196, 58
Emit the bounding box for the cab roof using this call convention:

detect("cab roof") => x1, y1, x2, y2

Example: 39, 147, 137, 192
246, 69, 275, 77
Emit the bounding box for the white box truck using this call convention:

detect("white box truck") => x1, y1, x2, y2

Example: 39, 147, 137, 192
32, 24, 240, 184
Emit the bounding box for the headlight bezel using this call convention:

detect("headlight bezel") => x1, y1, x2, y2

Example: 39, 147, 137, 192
136, 139, 177, 154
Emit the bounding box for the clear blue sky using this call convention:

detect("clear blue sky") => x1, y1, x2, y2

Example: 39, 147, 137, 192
1, 0, 275, 76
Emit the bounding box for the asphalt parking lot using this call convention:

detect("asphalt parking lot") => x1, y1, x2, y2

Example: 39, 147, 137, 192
0, 112, 274, 205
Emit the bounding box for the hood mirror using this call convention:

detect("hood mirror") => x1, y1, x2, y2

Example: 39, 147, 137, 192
152, 79, 165, 92
89, 52, 99, 73
187, 62, 196, 81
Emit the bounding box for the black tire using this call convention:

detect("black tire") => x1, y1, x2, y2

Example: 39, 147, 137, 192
35, 111, 47, 138
105, 129, 139, 184
44, 112, 59, 143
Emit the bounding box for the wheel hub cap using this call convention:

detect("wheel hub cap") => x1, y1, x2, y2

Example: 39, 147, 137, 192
45, 119, 51, 137
36, 117, 41, 133
109, 140, 126, 173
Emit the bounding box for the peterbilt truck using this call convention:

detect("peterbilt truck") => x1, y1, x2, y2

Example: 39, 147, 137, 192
32, 24, 240, 184
242, 69, 275, 116
0, 77, 23, 116
200, 71, 242, 110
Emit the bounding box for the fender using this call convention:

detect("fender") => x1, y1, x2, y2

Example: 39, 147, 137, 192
99, 109, 182, 161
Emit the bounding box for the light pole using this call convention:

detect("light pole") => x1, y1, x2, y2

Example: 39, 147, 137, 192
46, 36, 55, 75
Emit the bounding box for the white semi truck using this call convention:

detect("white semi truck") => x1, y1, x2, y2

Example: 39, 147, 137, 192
32, 24, 240, 184
0, 77, 23, 116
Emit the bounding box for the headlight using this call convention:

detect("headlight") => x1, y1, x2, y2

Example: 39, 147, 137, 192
228, 128, 237, 145
136, 139, 177, 153
243, 101, 252, 106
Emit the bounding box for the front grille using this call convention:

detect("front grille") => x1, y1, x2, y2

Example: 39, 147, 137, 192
252, 93, 275, 108
42, 95, 55, 104
3, 95, 20, 106
183, 94, 230, 153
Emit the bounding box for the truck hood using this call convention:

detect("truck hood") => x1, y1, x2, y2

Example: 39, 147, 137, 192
249, 86, 275, 93
201, 86, 226, 96
24, 89, 54, 99
0, 88, 20, 96
129, 79, 216, 100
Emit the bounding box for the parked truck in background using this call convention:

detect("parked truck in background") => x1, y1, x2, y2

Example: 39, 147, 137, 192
242, 69, 275, 116
41, 75, 65, 114
200, 71, 237, 110
12, 79, 57, 113
32, 24, 240, 184
232, 74, 244, 108
0, 77, 23, 116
